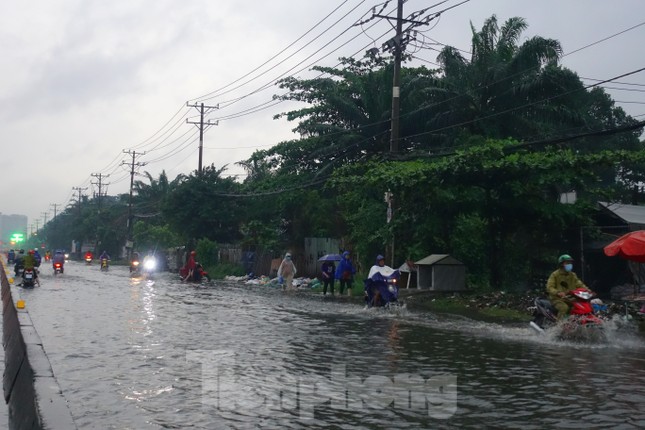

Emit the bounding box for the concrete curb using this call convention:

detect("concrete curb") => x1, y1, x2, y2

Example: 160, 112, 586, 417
1, 263, 77, 430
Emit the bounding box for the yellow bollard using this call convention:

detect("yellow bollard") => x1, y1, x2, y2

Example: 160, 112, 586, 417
16, 300, 25, 309
9, 277, 14, 284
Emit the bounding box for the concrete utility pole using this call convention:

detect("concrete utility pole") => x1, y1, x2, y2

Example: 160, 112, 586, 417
72, 186, 88, 216
122, 150, 146, 260
91, 173, 110, 214
91, 172, 110, 252
41, 211, 48, 228
50, 203, 61, 220
186, 102, 219, 175
375, 0, 437, 152
390, 0, 403, 153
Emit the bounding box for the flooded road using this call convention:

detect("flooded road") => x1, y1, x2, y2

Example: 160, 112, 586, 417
17, 261, 645, 429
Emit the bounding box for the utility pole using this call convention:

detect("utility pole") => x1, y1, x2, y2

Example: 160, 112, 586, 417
375, 0, 436, 152
72, 187, 88, 216
390, 0, 403, 153
122, 150, 146, 260
50, 203, 61, 220
186, 102, 219, 175
91, 173, 110, 215
41, 211, 49, 228
91, 173, 110, 253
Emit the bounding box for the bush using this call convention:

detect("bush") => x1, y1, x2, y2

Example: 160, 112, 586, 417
196, 238, 218, 267
207, 262, 246, 280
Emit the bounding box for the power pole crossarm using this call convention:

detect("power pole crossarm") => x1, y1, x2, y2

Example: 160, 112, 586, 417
186, 102, 219, 175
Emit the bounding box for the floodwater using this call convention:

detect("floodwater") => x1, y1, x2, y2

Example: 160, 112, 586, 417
13, 261, 645, 429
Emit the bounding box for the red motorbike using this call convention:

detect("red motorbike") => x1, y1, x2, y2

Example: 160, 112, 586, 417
530, 288, 605, 342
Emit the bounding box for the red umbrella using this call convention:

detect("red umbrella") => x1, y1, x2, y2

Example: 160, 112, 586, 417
603, 230, 645, 263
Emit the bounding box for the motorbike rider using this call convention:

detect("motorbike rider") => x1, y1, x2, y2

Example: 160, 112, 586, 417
85, 250, 93, 263
52, 250, 65, 272
546, 254, 592, 319
130, 252, 141, 273
182, 251, 200, 282
13, 249, 25, 276
22, 250, 39, 286
367, 254, 397, 306
33, 249, 42, 267
99, 250, 110, 268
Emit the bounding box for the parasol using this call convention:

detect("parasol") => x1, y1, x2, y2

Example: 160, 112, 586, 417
603, 230, 645, 263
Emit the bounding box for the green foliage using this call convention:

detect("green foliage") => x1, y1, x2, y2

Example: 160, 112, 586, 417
195, 238, 218, 267
207, 262, 246, 279
133, 221, 181, 252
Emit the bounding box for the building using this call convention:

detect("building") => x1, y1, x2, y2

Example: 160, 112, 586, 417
0, 213, 28, 248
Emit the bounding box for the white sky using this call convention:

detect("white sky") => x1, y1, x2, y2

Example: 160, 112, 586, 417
1, 0, 644, 229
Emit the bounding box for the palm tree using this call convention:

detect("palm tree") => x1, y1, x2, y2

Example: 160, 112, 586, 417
429, 15, 572, 143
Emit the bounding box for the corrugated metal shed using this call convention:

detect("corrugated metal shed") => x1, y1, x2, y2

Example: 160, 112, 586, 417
415, 254, 466, 291
599, 202, 645, 229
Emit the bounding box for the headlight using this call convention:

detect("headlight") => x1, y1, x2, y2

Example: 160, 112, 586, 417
144, 259, 156, 270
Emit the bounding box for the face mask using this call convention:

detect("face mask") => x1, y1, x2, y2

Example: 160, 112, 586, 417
564, 263, 573, 272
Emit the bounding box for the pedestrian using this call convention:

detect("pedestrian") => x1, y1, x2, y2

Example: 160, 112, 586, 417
321, 259, 336, 296
335, 251, 356, 296
277, 252, 297, 291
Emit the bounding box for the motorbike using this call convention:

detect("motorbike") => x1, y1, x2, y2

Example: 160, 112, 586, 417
179, 262, 210, 283
364, 266, 400, 308
85, 255, 93, 265
130, 260, 141, 276
22, 268, 36, 288
100, 258, 110, 271
14, 260, 24, 277
53, 261, 64, 275
142, 257, 157, 278
530, 287, 605, 342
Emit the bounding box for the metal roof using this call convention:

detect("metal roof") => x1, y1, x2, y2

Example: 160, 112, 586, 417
599, 202, 645, 227
415, 254, 464, 266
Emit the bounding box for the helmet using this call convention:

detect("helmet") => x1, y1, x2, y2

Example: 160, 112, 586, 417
376, 254, 385, 263
28, 250, 35, 255
558, 254, 574, 264
191, 251, 196, 255
285, 252, 292, 258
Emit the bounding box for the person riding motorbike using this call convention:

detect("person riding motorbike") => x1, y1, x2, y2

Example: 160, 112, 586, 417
52, 250, 65, 273
84, 250, 93, 264
13, 249, 25, 276
546, 254, 592, 319
33, 249, 42, 267
130, 252, 141, 273
22, 249, 39, 286
181, 251, 200, 282
99, 250, 110, 269
366, 254, 397, 307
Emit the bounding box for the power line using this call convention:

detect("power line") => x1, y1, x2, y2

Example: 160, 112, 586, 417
191, 0, 364, 103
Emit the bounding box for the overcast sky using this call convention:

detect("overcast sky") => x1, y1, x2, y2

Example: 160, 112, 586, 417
2, 0, 644, 230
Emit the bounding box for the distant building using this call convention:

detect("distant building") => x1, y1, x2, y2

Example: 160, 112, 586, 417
0, 213, 28, 247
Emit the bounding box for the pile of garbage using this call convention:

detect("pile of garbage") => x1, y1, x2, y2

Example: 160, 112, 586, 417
223, 275, 322, 290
